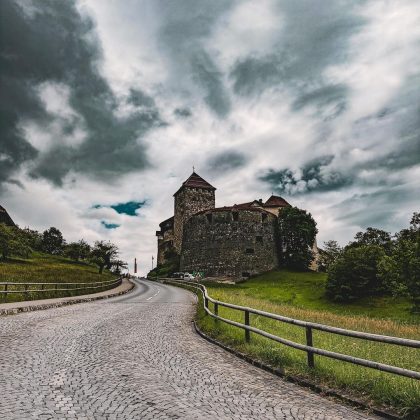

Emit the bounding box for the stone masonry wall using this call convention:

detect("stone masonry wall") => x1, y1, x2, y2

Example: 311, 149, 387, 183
173, 187, 215, 253
180, 209, 278, 277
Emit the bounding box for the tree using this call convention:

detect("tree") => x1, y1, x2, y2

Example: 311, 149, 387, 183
65, 240, 91, 261
90, 240, 119, 274
318, 240, 342, 271
111, 260, 128, 275
277, 206, 318, 270
41, 227, 65, 255
347, 227, 392, 254
21, 228, 43, 251
326, 245, 386, 302
0, 224, 32, 260
377, 214, 420, 312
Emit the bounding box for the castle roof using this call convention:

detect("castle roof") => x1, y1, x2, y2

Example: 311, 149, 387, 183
0, 205, 15, 226
264, 195, 290, 207
174, 171, 216, 196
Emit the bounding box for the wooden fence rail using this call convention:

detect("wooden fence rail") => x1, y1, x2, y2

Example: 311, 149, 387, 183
0, 278, 122, 302
160, 278, 420, 381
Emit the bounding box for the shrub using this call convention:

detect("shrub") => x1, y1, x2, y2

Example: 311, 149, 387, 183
326, 245, 386, 302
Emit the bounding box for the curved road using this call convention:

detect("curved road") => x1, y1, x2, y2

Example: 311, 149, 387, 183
0, 279, 377, 419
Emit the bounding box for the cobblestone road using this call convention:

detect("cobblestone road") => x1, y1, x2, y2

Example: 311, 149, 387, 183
0, 279, 378, 419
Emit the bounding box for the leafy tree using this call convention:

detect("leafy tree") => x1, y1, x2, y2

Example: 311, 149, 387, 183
0, 224, 32, 260
21, 228, 43, 251
277, 206, 318, 270
347, 227, 392, 254
65, 240, 91, 261
41, 227, 65, 255
326, 245, 386, 302
90, 240, 119, 274
111, 260, 128, 275
378, 213, 420, 312
318, 240, 342, 271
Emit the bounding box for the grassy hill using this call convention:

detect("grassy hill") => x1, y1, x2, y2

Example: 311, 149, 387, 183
0, 253, 116, 303
197, 270, 420, 417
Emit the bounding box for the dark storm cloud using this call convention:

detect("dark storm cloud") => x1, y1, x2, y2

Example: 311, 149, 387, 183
157, 0, 232, 117
333, 186, 418, 230
230, 0, 365, 117
260, 155, 351, 195
0, 0, 161, 187
174, 108, 192, 118
206, 151, 248, 173
127, 89, 156, 108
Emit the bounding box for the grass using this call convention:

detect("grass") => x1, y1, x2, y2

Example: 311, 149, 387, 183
194, 270, 420, 418
0, 253, 116, 303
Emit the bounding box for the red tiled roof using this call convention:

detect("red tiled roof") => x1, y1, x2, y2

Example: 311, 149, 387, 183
174, 172, 216, 196
263, 195, 290, 207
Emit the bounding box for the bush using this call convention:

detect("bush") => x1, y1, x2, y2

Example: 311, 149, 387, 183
326, 245, 386, 302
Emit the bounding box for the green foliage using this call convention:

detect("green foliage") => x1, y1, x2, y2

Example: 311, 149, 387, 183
0, 223, 32, 260
378, 213, 420, 312
318, 240, 342, 271
347, 227, 392, 253
65, 239, 91, 261
21, 228, 43, 251
277, 206, 318, 270
326, 245, 386, 302
41, 227, 65, 255
90, 240, 119, 274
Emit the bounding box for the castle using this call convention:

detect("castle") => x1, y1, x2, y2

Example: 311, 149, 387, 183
156, 171, 317, 278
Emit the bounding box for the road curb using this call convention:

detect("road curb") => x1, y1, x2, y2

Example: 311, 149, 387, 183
0, 280, 135, 316
193, 320, 401, 420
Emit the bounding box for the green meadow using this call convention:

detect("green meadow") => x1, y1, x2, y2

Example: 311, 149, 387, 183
193, 270, 420, 417
0, 253, 116, 303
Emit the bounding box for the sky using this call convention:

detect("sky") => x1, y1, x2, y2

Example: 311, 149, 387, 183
1, 0, 419, 275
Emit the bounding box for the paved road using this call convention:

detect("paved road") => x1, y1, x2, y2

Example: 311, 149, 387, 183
0, 279, 377, 419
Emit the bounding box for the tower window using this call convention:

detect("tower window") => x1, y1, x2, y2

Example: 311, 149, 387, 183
245, 248, 254, 254
256, 236, 263, 243
262, 213, 267, 222
232, 212, 239, 221
206, 213, 213, 223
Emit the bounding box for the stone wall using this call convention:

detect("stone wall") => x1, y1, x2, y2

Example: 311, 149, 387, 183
173, 187, 215, 253
180, 208, 278, 278
157, 217, 174, 265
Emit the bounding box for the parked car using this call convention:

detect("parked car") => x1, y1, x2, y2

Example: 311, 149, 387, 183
183, 272, 195, 281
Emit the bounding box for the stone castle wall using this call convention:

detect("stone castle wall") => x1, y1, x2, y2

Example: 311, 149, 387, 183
173, 187, 215, 253
157, 217, 174, 265
180, 208, 278, 277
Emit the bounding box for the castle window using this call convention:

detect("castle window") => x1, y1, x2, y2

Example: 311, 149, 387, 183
232, 212, 239, 222
245, 248, 254, 254
262, 213, 267, 222
206, 213, 213, 223
256, 236, 263, 243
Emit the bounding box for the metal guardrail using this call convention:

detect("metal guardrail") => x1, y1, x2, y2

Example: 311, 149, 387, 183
161, 278, 420, 381
0, 277, 122, 302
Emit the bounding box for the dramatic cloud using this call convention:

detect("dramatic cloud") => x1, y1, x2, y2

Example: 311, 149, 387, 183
1, 0, 419, 274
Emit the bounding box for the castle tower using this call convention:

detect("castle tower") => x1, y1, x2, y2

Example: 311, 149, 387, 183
173, 172, 216, 253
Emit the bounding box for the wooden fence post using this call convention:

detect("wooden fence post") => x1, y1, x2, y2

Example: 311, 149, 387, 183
245, 310, 250, 343
306, 326, 315, 368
